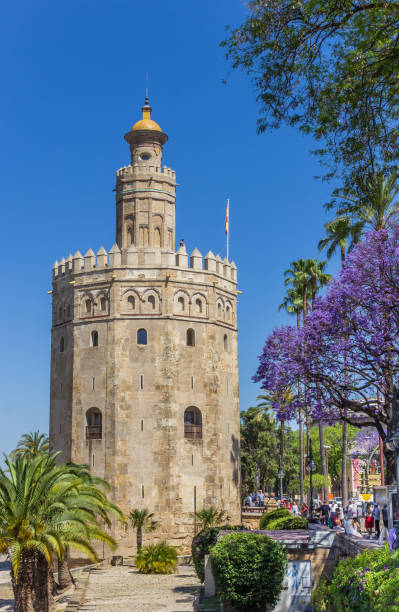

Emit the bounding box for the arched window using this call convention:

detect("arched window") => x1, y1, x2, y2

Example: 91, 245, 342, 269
137, 329, 147, 345
66, 304, 71, 318
186, 328, 195, 346
86, 408, 102, 439
128, 295, 135, 310
226, 304, 232, 323
100, 297, 107, 311
127, 226, 134, 246
178, 296, 185, 311
148, 295, 155, 310
85, 299, 92, 314
59, 336, 65, 353
217, 302, 222, 319
91, 331, 98, 347
58, 306, 63, 320
224, 334, 228, 351
154, 227, 161, 247
195, 299, 202, 314
184, 407, 202, 440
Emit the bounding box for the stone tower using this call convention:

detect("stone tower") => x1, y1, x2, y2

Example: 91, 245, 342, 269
49, 99, 241, 553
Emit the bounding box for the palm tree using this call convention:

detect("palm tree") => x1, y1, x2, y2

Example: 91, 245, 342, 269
194, 507, 229, 530
0, 452, 122, 612
279, 286, 304, 330
284, 259, 331, 504
128, 509, 159, 552
318, 216, 362, 265
13, 431, 49, 458
331, 169, 399, 232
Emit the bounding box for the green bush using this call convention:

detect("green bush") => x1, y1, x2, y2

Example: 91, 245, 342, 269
210, 532, 287, 611
191, 525, 242, 582
259, 507, 291, 529
135, 541, 177, 574
267, 516, 308, 530
312, 544, 399, 611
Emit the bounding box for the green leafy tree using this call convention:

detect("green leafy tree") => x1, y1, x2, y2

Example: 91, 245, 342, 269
128, 508, 158, 552
0, 452, 122, 612
12, 430, 49, 458
222, 2, 399, 190
194, 507, 229, 530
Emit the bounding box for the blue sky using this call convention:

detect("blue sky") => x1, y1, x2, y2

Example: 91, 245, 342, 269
0, 0, 341, 455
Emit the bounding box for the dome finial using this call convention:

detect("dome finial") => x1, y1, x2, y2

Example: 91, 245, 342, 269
145, 72, 149, 106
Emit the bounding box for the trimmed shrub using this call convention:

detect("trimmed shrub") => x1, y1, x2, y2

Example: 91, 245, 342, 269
210, 532, 287, 611
191, 525, 242, 582
312, 544, 399, 611
259, 508, 291, 529
267, 516, 308, 530
135, 541, 177, 574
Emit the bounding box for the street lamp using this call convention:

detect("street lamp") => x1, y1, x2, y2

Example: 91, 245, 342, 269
385, 385, 399, 544
278, 468, 285, 501
306, 438, 317, 522
324, 445, 331, 502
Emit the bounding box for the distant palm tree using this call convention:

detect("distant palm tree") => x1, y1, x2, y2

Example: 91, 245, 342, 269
13, 430, 49, 458
330, 169, 399, 232
279, 286, 305, 330
128, 509, 159, 552
318, 216, 362, 265
194, 507, 229, 530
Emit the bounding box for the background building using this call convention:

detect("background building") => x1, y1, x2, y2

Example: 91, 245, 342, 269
49, 99, 241, 553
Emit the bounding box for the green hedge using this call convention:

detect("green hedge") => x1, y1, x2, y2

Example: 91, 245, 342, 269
312, 544, 399, 611
210, 532, 287, 610
259, 508, 291, 529
191, 525, 242, 582
267, 516, 308, 530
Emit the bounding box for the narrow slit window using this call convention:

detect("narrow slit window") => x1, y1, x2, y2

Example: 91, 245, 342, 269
141, 419, 144, 431
142, 485, 145, 498
85, 299, 92, 314
191, 376, 194, 389
92, 377, 95, 391
100, 297, 107, 311
128, 295, 135, 310
137, 329, 147, 345
178, 296, 185, 311
224, 334, 228, 351
140, 375, 144, 390
91, 331, 99, 347
186, 328, 195, 347
195, 298, 202, 314
148, 295, 155, 310
59, 336, 65, 353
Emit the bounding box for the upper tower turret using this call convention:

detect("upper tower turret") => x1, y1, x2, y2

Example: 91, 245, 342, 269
116, 99, 176, 252
124, 96, 168, 168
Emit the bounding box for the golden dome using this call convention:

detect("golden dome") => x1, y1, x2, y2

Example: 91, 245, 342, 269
132, 99, 162, 132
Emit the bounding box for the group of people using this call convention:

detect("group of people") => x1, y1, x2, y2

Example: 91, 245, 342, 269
316, 499, 389, 540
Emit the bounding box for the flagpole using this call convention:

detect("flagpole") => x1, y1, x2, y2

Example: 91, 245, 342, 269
226, 198, 230, 262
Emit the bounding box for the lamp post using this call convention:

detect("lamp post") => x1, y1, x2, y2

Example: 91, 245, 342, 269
324, 445, 331, 502
278, 468, 285, 501
306, 437, 317, 522
386, 385, 399, 543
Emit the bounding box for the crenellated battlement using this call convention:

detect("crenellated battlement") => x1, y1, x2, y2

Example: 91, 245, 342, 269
116, 164, 176, 180
52, 243, 237, 284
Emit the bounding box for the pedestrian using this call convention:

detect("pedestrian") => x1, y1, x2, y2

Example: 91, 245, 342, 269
383, 503, 389, 529
292, 501, 299, 516
320, 501, 330, 526
365, 507, 374, 539
258, 489, 265, 507
373, 503, 381, 539
245, 494, 252, 507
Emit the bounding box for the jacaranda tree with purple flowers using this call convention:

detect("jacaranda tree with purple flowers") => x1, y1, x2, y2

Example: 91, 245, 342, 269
255, 228, 399, 482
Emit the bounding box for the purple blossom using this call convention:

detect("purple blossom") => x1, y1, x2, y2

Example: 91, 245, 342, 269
254, 228, 399, 437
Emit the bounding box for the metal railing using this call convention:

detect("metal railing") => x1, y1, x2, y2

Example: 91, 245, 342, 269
86, 425, 102, 440
184, 424, 202, 440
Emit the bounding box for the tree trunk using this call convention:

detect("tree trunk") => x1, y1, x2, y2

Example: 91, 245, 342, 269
384, 445, 395, 484
137, 527, 143, 551
279, 420, 285, 500
342, 420, 348, 508
299, 409, 304, 504
11, 548, 57, 612
318, 422, 328, 502
57, 547, 74, 591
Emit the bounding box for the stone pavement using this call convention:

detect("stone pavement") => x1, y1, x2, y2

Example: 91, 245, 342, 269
78, 564, 201, 612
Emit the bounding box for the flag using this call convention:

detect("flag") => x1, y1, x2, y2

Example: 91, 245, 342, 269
225, 199, 229, 235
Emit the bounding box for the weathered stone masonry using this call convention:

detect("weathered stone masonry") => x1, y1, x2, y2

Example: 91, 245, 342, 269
49, 99, 241, 554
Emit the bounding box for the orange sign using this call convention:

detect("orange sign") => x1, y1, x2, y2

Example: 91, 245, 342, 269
328, 493, 333, 500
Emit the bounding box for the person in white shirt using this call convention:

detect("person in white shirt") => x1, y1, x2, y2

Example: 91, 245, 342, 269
292, 502, 299, 516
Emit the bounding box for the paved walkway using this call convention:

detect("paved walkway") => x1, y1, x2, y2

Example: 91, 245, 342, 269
78, 564, 200, 611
